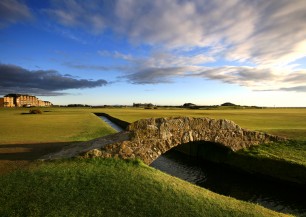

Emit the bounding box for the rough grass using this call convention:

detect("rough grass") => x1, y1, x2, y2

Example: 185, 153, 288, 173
0, 158, 291, 217
0, 108, 116, 144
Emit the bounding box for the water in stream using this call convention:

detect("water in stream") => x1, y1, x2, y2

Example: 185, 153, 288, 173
99, 115, 306, 216
151, 149, 306, 216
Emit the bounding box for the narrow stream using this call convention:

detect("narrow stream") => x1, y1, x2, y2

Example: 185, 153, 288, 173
151, 149, 306, 216
99, 115, 306, 216
99, 116, 124, 132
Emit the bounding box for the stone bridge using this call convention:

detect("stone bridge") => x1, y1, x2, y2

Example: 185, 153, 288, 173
42, 117, 285, 165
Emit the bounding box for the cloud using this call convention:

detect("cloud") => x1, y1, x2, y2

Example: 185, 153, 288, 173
0, 64, 108, 96
114, 50, 213, 84
192, 66, 279, 87
0, 0, 32, 28
278, 86, 306, 92
63, 62, 127, 72
263, 86, 306, 93
46, 0, 306, 67
121, 67, 188, 84
121, 62, 306, 92
285, 70, 306, 84
44, 0, 107, 34
39, 0, 306, 92
63, 62, 111, 71
98, 50, 135, 61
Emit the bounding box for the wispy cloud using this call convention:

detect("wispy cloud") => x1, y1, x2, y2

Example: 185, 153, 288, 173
43, 0, 306, 92
0, 64, 108, 96
63, 61, 127, 72
98, 50, 135, 61
63, 62, 111, 71
121, 67, 188, 84
46, 0, 306, 67
278, 86, 306, 92
44, 0, 106, 34
5, 0, 305, 93
0, 0, 33, 28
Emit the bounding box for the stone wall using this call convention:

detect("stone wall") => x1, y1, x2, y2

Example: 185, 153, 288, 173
42, 117, 286, 165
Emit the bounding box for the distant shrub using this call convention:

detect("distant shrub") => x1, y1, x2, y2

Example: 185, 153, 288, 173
29, 109, 42, 114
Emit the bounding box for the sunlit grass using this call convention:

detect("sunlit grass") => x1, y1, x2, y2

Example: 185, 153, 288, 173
239, 140, 306, 166
1, 107, 306, 144
0, 108, 116, 144
0, 158, 290, 217
98, 107, 306, 140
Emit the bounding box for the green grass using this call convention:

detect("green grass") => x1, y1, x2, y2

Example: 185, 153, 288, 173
0, 107, 304, 216
1, 107, 306, 144
1, 107, 305, 175
240, 140, 306, 166
0, 158, 291, 217
97, 107, 306, 184
98, 107, 306, 140
0, 108, 116, 144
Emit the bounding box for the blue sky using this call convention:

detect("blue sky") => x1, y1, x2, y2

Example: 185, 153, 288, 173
1, 0, 306, 106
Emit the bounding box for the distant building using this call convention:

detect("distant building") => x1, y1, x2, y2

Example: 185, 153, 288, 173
0, 94, 52, 107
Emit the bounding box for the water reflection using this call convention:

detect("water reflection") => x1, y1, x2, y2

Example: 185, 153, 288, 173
151, 149, 306, 216
99, 116, 124, 132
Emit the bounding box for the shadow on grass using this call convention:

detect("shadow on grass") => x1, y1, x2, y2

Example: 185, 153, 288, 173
0, 141, 79, 174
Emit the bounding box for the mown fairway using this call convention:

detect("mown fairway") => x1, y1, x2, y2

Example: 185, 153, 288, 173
0, 107, 304, 216
0, 107, 115, 173
100, 107, 306, 140
1, 107, 306, 174
1, 107, 306, 144
0, 108, 115, 144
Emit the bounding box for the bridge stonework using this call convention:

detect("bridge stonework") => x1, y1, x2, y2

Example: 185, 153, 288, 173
42, 117, 285, 165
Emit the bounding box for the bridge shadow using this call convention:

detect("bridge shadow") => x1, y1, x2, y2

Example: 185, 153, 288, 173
0, 141, 78, 174
173, 140, 234, 162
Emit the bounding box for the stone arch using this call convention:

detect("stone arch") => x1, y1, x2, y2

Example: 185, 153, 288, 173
83, 117, 285, 165
42, 117, 285, 164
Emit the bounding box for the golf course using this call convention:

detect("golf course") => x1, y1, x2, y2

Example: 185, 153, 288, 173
0, 107, 306, 216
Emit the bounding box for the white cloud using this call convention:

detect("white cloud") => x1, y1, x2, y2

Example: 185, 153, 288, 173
45, 0, 306, 91
46, 0, 306, 65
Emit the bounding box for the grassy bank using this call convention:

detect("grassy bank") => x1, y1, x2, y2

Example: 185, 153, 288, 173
0, 158, 291, 217
229, 140, 306, 185
194, 140, 306, 185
